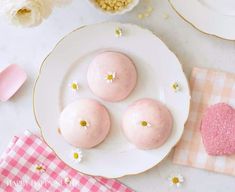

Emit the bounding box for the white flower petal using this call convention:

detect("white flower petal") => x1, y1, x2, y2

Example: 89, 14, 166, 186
178, 175, 184, 182
71, 149, 83, 163
176, 182, 181, 187
0, 0, 54, 27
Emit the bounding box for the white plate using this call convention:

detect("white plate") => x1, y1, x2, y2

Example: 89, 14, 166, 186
33, 22, 190, 178
169, 0, 235, 40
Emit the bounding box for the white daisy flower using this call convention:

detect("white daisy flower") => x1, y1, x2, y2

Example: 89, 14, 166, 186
168, 174, 184, 187
71, 149, 83, 163
69, 81, 79, 91
171, 82, 180, 92
79, 119, 89, 130
140, 120, 151, 128
105, 72, 116, 83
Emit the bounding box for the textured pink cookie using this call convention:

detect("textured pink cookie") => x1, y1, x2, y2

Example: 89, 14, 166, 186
0, 64, 27, 102
122, 98, 173, 150
59, 99, 111, 149
87, 51, 137, 102
200, 103, 235, 156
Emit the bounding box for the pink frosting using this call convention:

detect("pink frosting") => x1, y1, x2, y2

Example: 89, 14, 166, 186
59, 99, 111, 148
87, 51, 137, 102
200, 103, 235, 156
122, 98, 173, 150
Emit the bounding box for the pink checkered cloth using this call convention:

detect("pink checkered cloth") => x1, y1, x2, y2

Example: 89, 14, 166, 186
173, 68, 235, 176
0, 130, 134, 192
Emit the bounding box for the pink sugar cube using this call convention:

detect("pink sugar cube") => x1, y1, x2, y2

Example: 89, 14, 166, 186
0, 64, 27, 102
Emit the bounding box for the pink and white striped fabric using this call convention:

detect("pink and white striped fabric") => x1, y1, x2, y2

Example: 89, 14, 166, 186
0, 130, 134, 192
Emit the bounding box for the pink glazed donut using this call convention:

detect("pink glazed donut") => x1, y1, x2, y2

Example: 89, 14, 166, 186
59, 99, 111, 148
87, 51, 137, 102
122, 98, 173, 150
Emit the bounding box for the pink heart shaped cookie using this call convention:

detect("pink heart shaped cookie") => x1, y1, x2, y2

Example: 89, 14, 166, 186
200, 103, 235, 156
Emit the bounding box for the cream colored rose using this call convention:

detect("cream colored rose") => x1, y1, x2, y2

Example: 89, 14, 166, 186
0, 0, 54, 27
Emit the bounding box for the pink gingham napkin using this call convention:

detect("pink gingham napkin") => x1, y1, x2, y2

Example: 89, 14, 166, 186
0, 130, 134, 192
173, 68, 235, 176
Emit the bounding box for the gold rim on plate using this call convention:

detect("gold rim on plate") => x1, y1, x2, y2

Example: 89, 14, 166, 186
168, 0, 235, 41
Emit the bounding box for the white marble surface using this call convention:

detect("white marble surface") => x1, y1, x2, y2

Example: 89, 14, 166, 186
0, 0, 235, 191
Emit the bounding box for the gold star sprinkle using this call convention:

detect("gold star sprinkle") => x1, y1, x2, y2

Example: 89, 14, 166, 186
137, 0, 153, 19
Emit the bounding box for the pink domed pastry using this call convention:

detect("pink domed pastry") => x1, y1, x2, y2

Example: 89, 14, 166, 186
59, 99, 111, 149
122, 98, 173, 150
200, 103, 235, 156
87, 51, 137, 102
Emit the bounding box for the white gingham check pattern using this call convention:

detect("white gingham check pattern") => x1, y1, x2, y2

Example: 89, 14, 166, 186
0, 130, 134, 192
173, 68, 235, 176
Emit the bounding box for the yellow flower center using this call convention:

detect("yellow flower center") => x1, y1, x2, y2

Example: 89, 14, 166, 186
36, 166, 42, 170
107, 74, 114, 80
71, 83, 78, 90
80, 120, 87, 127
115, 28, 122, 37
73, 152, 79, 159
141, 121, 148, 127
172, 177, 179, 184
35, 165, 45, 171
172, 82, 180, 91
17, 8, 31, 16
